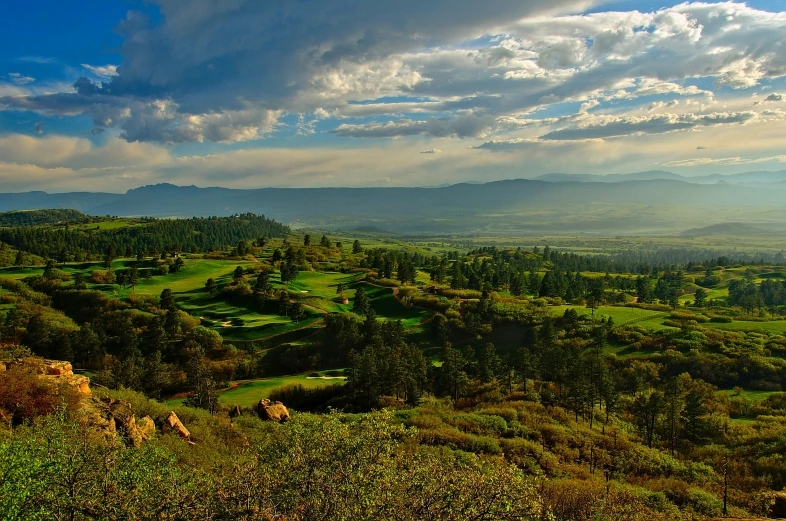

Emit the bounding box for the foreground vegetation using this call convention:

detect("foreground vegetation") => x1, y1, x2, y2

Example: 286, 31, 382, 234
4, 210, 786, 519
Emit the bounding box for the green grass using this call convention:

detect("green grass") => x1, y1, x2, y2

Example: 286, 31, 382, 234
71, 220, 140, 231
363, 284, 432, 329
720, 388, 779, 402
286, 271, 363, 300
215, 371, 347, 408
704, 319, 786, 333
550, 305, 671, 330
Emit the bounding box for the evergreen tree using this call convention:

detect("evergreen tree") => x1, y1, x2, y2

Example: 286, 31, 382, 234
353, 286, 371, 315
205, 278, 216, 297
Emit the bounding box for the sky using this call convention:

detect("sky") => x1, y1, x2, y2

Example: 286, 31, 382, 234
0, 0, 785, 192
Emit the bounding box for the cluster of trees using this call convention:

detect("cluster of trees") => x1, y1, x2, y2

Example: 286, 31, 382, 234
0, 213, 288, 262
727, 275, 786, 315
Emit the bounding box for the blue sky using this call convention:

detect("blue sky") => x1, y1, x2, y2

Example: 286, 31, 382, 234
1, 0, 785, 192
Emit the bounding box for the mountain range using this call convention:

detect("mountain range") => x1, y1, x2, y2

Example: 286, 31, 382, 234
3, 170, 786, 235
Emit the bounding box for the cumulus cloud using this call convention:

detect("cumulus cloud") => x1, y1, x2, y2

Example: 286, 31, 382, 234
1, 0, 786, 148
765, 93, 783, 102
34, 121, 45, 135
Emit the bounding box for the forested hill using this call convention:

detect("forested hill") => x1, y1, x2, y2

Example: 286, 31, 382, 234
2, 178, 786, 234
0, 213, 288, 259
0, 209, 90, 227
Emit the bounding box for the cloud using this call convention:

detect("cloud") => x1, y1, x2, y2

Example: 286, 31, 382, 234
8, 73, 35, 85
539, 111, 762, 141
2, 1, 786, 147
34, 121, 45, 135
765, 93, 783, 102
331, 113, 498, 139
17, 56, 55, 64
81, 64, 119, 78
662, 155, 786, 168
420, 149, 441, 154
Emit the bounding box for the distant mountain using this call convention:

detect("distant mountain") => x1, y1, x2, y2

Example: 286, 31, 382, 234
535, 170, 786, 184
536, 171, 684, 182
681, 222, 770, 237
2, 177, 786, 234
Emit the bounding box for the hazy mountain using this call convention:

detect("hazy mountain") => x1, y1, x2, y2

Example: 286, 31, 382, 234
681, 222, 771, 237
2, 177, 786, 234
535, 171, 684, 182
535, 170, 786, 184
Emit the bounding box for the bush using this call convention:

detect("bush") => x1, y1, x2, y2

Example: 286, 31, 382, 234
710, 316, 733, 323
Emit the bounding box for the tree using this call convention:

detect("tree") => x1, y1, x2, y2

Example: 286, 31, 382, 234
280, 262, 290, 285
183, 350, 219, 414
694, 287, 708, 307
128, 267, 139, 293
233, 266, 245, 279
289, 301, 306, 323
160, 289, 176, 311
632, 389, 664, 448
255, 271, 271, 294
172, 256, 185, 273
352, 240, 363, 254
303, 234, 311, 247
13, 250, 24, 266
336, 283, 346, 297
320, 235, 331, 248
71, 272, 86, 290
353, 286, 370, 315
205, 278, 216, 297
440, 347, 469, 401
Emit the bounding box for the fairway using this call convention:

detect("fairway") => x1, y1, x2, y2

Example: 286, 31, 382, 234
550, 305, 671, 330
286, 271, 363, 300
363, 284, 433, 329
217, 372, 347, 408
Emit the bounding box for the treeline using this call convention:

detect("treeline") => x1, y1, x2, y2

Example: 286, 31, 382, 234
0, 213, 289, 261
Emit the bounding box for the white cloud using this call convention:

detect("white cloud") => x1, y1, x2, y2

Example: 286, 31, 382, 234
81, 64, 119, 78
662, 155, 786, 168
0, 0, 785, 154
538, 110, 769, 141
8, 73, 35, 85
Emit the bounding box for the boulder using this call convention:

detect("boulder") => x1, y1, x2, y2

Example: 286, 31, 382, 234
11, 357, 91, 396
165, 411, 191, 439
256, 398, 290, 422
137, 416, 156, 441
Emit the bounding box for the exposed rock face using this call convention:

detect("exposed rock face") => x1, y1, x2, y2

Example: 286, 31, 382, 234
78, 398, 156, 447
6, 357, 91, 396
165, 411, 191, 439
256, 398, 290, 422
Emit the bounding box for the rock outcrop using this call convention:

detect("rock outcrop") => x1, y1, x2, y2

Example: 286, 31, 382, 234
165, 411, 191, 439
2, 357, 195, 446
3, 357, 91, 396
78, 397, 156, 447
256, 399, 290, 422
